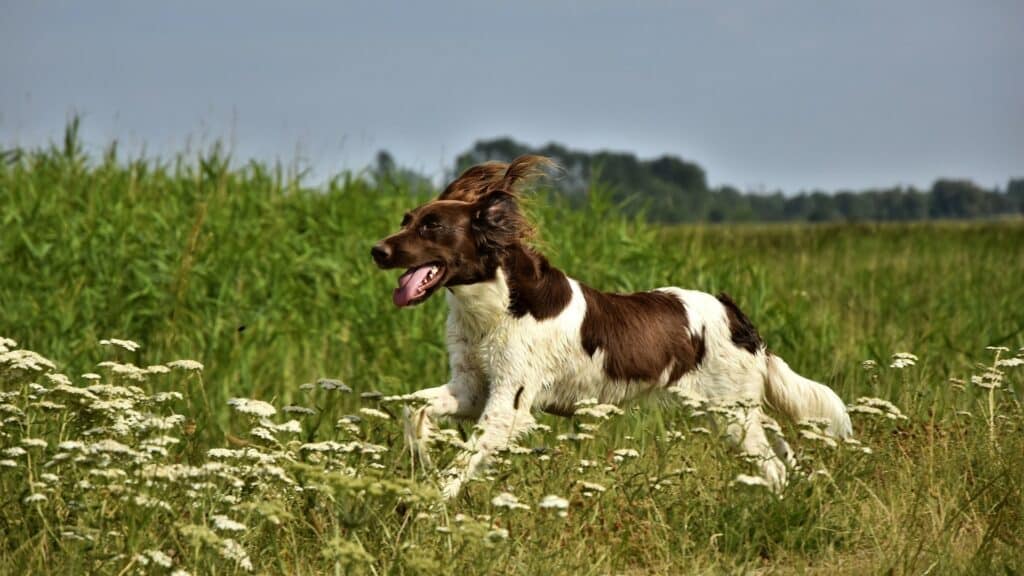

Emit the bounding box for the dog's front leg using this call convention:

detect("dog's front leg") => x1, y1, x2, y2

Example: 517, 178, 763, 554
440, 382, 537, 499
403, 380, 485, 469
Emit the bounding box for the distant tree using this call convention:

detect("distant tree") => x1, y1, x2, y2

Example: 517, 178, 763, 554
1006, 179, 1024, 213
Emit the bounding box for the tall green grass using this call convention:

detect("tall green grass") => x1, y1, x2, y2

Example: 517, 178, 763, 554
1, 137, 1022, 574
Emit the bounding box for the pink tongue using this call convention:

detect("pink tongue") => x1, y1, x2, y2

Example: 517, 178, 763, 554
393, 266, 434, 307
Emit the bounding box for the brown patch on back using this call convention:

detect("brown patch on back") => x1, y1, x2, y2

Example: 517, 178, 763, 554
502, 246, 573, 321
580, 286, 704, 383
716, 293, 763, 354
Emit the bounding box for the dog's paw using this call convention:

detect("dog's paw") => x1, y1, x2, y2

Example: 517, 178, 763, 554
440, 477, 463, 501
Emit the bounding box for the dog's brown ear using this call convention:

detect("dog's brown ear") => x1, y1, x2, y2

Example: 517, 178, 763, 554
499, 155, 557, 193
472, 191, 532, 249
440, 155, 556, 202
439, 162, 508, 202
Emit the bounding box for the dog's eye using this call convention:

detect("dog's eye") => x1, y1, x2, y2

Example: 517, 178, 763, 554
420, 218, 442, 232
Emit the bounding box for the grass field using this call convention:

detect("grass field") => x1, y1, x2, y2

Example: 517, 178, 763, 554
1, 139, 1022, 574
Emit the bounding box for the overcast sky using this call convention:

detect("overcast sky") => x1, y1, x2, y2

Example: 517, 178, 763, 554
2, 1, 1021, 193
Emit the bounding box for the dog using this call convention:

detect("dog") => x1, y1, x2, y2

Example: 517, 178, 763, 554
371, 155, 852, 498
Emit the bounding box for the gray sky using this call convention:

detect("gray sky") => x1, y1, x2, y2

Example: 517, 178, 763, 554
2, 1, 1021, 193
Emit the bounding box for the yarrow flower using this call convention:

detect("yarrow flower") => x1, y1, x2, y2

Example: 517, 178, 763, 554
358, 407, 391, 420
227, 398, 277, 418
167, 359, 204, 372
318, 378, 352, 393
0, 349, 56, 372
100, 338, 141, 352
538, 495, 569, 511
144, 549, 173, 568
491, 492, 529, 510
848, 397, 908, 420
889, 352, 918, 369
211, 514, 248, 533
612, 448, 640, 461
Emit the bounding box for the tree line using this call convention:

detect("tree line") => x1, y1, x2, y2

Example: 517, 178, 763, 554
443, 138, 1023, 223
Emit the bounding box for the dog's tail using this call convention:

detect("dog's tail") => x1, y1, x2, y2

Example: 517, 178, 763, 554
764, 353, 852, 438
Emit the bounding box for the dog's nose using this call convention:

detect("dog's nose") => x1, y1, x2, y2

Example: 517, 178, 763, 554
371, 242, 392, 266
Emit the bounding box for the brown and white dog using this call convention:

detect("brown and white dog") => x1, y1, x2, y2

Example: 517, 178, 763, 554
371, 156, 852, 498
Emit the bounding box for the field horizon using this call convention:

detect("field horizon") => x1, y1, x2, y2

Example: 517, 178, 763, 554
1, 139, 1022, 574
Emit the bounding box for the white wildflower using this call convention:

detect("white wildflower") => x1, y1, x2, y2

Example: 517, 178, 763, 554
32, 400, 66, 411
40, 473, 59, 484
612, 448, 640, 461
799, 429, 838, 448
575, 404, 624, 419
861, 359, 877, 370
81, 373, 101, 381
971, 371, 1003, 389
996, 357, 1024, 368
538, 495, 569, 511
889, 352, 918, 369
358, 407, 391, 420
23, 493, 47, 504
359, 391, 383, 400
0, 337, 15, 352
850, 397, 907, 420
96, 361, 148, 381
0, 349, 56, 372
135, 495, 173, 512
145, 549, 173, 568
151, 391, 184, 403
486, 528, 509, 542
318, 378, 351, 392
228, 398, 277, 418
208, 448, 242, 459
46, 373, 72, 386
491, 492, 530, 510
211, 514, 248, 533
88, 438, 135, 455
283, 405, 316, 415
146, 364, 171, 375
250, 427, 277, 443
985, 346, 1010, 353
58, 440, 85, 451
90, 468, 128, 480
100, 338, 141, 352
0, 460, 17, 468
167, 359, 204, 372
219, 538, 253, 571
577, 481, 606, 494
21, 438, 47, 449
143, 435, 180, 447
3, 447, 27, 458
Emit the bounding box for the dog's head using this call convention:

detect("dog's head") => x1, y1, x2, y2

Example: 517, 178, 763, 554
371, 155, 553, 307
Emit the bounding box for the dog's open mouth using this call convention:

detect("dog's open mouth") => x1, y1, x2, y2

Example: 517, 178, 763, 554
393, 263, 445, 307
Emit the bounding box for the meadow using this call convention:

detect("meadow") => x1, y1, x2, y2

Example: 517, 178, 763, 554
1, 137, 1022, 574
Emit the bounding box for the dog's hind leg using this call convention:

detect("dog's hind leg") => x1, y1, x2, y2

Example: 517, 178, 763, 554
759, 413, 797, 470
723, 406, 788, 492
